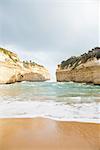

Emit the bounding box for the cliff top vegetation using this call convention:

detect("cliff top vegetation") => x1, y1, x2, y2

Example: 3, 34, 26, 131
61, 47, 100, 70
0, 47, 19, 62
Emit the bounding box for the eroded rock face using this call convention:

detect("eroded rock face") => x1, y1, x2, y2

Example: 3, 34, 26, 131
0, 48, 50, 84
56, 47, 100, 85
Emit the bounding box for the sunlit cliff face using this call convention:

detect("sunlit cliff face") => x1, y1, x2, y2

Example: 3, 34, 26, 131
0, 48, 50, 84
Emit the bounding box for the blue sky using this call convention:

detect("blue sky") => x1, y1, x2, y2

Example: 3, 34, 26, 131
0, 0, 99, 80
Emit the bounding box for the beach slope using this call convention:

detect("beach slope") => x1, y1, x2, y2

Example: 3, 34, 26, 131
0, 118, 99, 150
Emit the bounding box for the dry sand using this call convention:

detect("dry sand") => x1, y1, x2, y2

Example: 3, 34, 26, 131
0, 118, 99, 150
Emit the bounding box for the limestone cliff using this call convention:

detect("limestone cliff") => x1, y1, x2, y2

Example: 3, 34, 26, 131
56, 47, 100, 85
0, 48, 50, 84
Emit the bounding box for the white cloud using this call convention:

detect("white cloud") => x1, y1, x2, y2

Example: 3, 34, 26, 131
0, 0, 99, 80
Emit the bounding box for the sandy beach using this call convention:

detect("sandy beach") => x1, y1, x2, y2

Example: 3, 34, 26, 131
0, 118, 99, 150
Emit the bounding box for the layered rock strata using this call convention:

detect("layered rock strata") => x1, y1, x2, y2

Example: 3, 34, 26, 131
0, 48, 50, 84
56, 47, 100, 85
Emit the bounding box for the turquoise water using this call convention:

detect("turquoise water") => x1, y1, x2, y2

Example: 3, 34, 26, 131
0, 82, 100, 123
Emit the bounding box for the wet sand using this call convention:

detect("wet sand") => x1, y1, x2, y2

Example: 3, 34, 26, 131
0, 118, 100, 150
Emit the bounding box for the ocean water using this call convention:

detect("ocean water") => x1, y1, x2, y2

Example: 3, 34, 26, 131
0, 82, 100, 123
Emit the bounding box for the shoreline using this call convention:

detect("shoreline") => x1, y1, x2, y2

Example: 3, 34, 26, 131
0, 117, 99, 150
0, 116, 99, 124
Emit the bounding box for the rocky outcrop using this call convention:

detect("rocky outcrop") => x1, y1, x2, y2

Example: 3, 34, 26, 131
56, 47, 100, 85
0, 48, 50, 84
